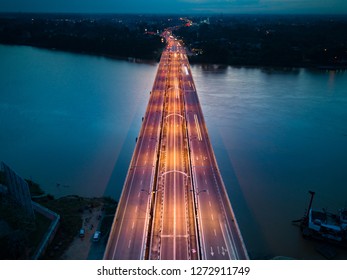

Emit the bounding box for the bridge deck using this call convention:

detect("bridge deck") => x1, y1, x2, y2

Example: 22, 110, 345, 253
104, 32, 248, 260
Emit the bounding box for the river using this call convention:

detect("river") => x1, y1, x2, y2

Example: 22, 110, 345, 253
1, 44, 347, 259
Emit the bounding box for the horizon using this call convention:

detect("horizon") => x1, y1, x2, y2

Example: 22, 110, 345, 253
1, 11, 347, 17
0, 0, 346, 15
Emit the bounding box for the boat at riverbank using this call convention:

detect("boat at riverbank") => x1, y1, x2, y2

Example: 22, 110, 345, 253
294, 191, 347, 247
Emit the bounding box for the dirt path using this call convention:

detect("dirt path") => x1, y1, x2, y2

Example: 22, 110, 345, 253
61, 205, 104, 260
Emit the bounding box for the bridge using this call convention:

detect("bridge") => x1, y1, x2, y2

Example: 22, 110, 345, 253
104, 31, 248, 260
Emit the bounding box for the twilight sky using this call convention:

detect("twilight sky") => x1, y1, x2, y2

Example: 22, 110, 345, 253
0, 0, 346, 14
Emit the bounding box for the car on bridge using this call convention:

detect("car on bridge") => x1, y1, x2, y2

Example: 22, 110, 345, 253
93, 231, 101, 242
79, 228, 85, 238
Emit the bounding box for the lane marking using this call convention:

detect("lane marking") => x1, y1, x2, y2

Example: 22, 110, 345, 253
219, 220, 238, 259
183, 65, 189, 75
160, 234, 189, 238
194, 114, 202, 141
173, 79, 177, 260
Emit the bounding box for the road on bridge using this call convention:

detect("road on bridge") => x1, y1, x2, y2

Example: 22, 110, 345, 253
104, 30, 248, 260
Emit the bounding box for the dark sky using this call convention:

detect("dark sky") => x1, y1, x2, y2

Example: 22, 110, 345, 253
0, 0, 346, 14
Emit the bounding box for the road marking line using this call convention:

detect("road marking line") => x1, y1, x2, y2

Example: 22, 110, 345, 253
128, 240, 132, 249
219, 220, 237, 259
209, 201, 212, 207
221, 246, 226, 256
174, 82, 177, 260
184, 65, 189, 75
132, 222, 135, 229
160, 234, 189, 238
194, 114, 202, 141
211, 214, 214, 221
214, 229, 217, 236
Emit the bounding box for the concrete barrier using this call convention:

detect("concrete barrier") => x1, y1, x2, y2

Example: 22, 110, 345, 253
31, 201, 60, 260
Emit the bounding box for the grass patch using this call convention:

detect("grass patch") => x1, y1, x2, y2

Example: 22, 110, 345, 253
28, 212, 52, 252
26, 179, 45, 196
1, 171, 118, 259
0, 198, 52, 259
37, 196, 116, 259
37, 196, 89, 259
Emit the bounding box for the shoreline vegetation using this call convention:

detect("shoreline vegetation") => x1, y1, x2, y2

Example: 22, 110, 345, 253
0, 13, 347, 69
36, 194, 116, 259
0, 174, 117, 259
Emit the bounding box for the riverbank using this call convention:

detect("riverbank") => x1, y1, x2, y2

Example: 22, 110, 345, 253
1, 169, 117, 259
0, 13, 164, 62
60, 200, 108, 260
1, 13, 347, 70
34, 195, 116, 259
174, 15, 347, 70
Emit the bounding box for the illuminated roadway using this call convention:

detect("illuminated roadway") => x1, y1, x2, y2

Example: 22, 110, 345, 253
149, 42, 198, 260
103, 48, 169, 259
104, 31, 248, 260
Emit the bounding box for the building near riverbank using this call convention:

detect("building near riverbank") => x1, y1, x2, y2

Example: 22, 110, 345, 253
0, 162, 60, 259
1, 162, 36, 223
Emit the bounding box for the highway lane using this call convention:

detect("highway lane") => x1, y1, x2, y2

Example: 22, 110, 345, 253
104, 50, 169, 260
105, 31, 248, 260
149, 41, 196, 260
181, 57, 249, 260
161, 59, 188, 260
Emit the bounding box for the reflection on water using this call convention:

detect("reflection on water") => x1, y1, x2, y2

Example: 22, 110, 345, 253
191, 64, 347, 259
0, 44, 156, 200
1, 44, 347, 259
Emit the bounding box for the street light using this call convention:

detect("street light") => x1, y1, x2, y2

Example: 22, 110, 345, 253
140, 189, 160, 195
190, 189, 207, 195
140, 189, 152, 195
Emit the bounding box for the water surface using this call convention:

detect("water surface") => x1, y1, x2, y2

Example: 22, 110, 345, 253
191, 64, 347, 259
0, 44, 156, 199
1, 45, 347, 259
